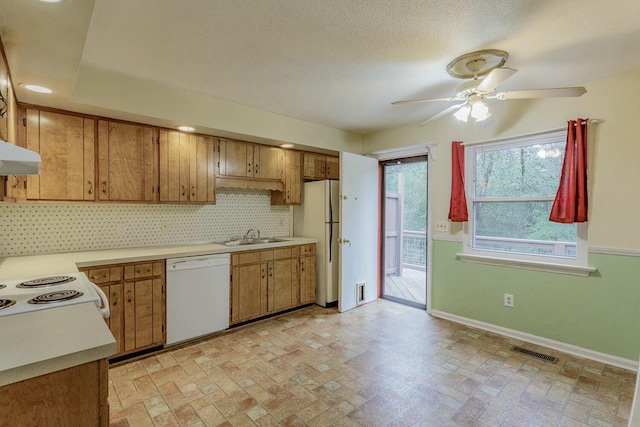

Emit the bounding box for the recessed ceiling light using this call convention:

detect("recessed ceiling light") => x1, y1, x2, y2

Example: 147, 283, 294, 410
280, 143, 294, 148
20, 83, 53, 94
177, 125, 195, 132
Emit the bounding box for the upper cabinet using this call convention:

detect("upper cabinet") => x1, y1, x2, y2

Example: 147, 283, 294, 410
217, 138, 284, 191
97, 121, 157, 202
303, 152, 339, 180
158, 130, 216, 204
271, 149, 302, 205
23, 109, 95, 201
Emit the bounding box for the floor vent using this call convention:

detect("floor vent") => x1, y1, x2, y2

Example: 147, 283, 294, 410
510, 346, 559, 363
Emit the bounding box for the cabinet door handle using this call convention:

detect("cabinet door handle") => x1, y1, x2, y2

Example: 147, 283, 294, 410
191, 186, 195, 197
112, 293, 118, 306
181, 185, 186, 196
87, 181, 93, 194
127, 290, 132, 303
101, 181, 107, 193
11, 176, 19, 189
255, 164, 259, 175
248, 162, 252, 174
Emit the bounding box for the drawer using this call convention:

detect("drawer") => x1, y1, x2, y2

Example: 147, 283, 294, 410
273, 248, 292, 260
232, 251, 262, 265
86, 266, 122, 284
301, 244, 316, 256
260, 250, 274, 262
124, 262, 158, 280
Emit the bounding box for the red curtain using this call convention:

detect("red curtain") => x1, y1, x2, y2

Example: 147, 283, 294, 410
549, 119, 589, 223
448, 141, 469, 222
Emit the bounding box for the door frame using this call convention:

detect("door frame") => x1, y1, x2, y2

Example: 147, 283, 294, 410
369, 144, 434, 313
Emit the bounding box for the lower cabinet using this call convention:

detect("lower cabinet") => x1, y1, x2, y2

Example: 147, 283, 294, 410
299, 244, 317, 304
80, 261, 165, 358
230, 244, 316, 325
0, 359, 109, 426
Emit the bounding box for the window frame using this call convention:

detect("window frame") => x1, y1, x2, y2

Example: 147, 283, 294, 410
457, 130, 594, 276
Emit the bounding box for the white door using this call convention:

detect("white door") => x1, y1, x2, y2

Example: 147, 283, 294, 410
339, 152, 379, 312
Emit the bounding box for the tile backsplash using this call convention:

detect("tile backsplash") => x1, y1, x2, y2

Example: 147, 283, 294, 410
0, 189, 290, 257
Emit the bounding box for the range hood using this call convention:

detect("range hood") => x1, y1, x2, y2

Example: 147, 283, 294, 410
0, 140, 41, 175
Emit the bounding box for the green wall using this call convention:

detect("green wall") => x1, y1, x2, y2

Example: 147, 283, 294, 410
432, 240, 640, 361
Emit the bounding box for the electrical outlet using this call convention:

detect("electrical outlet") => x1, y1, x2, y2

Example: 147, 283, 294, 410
504, 294, 514, 307
435, 220, 450, 232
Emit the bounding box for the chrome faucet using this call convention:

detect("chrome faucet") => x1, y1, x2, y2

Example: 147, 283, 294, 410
244, 229, 260, 240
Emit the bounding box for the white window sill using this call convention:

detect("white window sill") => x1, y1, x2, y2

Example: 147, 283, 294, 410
456, 253, 597, 277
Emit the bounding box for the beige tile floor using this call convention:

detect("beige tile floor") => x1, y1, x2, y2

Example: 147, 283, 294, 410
108, 300, 636, 426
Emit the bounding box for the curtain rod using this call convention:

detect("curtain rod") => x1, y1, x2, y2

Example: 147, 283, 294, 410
461, 119, 603, 147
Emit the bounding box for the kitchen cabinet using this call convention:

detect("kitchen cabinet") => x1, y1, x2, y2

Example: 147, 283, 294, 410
230, 245, 315, 325
159, 129, 216, 203
21, 109, 95, 201
81, 260, 165, 358
97, 120, 157, 202
303, 152, 340, 180
299, 244, 317, 304
230, 251, 268, 324
217, 138, 284, 191
271, 149, 302, 205
0, 358, 109, 426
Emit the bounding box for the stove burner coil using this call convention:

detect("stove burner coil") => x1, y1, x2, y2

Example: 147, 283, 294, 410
28, 290, 84, 304
0, 299, 16, 310
17, 276, 77, 288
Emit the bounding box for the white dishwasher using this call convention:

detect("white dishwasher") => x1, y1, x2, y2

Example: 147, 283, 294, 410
166, 253, 230, 346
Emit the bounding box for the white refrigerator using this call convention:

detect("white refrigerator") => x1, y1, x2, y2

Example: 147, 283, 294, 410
293, 180, 340, 307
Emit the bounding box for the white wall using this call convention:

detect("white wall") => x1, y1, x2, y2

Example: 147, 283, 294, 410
364, 70, 640, 250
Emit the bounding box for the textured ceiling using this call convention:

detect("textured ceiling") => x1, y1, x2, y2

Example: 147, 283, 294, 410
2, 0, 640, 135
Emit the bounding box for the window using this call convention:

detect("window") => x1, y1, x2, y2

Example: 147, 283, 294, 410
459, 130, 592, 275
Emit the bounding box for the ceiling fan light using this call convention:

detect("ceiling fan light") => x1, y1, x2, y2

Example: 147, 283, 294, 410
470, 100, 490, 121
454, 104, 471, 122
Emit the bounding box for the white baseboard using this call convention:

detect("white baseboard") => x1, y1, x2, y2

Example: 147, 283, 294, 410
430, 309, 638, 372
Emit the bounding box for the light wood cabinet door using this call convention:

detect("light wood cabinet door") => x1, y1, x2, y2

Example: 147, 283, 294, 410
160, 131, 216, 203
189, 134, 216, 203
303, 152, 340, 180
270, 258, 293, 312
299, 245, 317, 304
231, 263, 267, 323
254, 145, 281, 180
25, 109, 95, 201
325, 156, 340, 180
98, 120, 157, 202
272, 150, 302, 205
218, 138, 252, 178
123, 278, 165, 351
159, 129, 189, 202
0, 359, 109, 427
100, 283, 123, 354
303, 152, 327, 179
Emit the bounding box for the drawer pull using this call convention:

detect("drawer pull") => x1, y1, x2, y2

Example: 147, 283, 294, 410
127, 290, 132, 303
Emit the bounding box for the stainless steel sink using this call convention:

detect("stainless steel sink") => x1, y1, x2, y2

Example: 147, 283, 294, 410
221, 238, 286, 247
252, 238, 286, 244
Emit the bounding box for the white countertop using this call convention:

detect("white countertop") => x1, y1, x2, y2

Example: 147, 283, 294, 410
0, 237, 316, 386
0, 303, 116, 386
0, 237, 317, 280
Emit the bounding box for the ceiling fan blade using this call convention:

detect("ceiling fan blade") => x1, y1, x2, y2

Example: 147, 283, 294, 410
392, 96, 459, 105
476, 67, 517, 92
417, 103, 467, 127
495, 86, 587, 100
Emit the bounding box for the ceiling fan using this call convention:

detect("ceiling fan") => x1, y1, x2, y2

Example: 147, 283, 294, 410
393, 49, 587, 127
